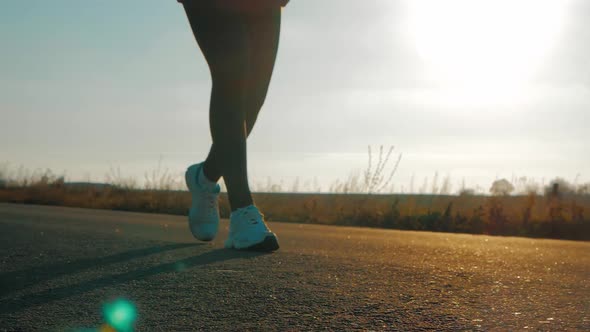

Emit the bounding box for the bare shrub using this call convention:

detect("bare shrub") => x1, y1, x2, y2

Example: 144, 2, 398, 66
143, 159, 182, 191
291, 176, 300, 193
439, 174, 452, 195
105, 166, 138, 190
459, 188, 476, 196
431, 171, 439, 194
0, 162, 8, 188
511, 176, 541, 194
363, 145, 402, 194
329, 169, 365, 193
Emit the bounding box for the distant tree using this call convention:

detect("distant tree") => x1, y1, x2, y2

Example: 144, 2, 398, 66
489, 179, 514, 196
544, 178, 576, 197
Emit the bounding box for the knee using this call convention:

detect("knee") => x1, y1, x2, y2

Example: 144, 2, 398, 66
245, 88, 268, 119
212, 76, 248, 97
244, 91, 268, 135
210, 63, 249, 96
249, 85, 269, 112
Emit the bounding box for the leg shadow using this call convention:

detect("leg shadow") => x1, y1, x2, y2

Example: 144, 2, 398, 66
0, 243, 202, 297
0, 248, 267, 314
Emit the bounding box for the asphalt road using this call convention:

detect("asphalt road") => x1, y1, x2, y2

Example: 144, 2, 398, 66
0, 203, 588, 331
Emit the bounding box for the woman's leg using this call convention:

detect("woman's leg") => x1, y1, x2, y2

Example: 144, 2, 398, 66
244, 7, 282, 134
183, 5, 253, 211
201, 7, 282, 185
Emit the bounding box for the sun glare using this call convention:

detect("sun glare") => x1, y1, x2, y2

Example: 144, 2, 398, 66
408, 0, 567, 103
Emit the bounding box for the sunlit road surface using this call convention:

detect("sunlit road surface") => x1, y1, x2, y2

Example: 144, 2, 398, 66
0, 203, 588, 331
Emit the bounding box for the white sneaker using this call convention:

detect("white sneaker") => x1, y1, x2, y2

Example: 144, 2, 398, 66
185, 163, 220, 241
224, 205, 279, 251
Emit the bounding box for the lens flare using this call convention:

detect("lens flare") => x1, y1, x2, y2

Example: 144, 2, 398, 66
102, 298, 137, 332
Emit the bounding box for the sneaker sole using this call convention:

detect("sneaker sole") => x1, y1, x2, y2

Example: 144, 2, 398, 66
243, 235, 280, 252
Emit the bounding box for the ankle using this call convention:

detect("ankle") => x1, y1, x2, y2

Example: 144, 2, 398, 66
201, 163, 220, 183
198, 164, 218, 189
230, 200, 255, 213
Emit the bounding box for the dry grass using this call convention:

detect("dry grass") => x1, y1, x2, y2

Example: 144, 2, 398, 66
1, 161, 589, 241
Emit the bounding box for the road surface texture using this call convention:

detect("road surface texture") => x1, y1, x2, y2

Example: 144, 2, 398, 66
0, 203, 588, 331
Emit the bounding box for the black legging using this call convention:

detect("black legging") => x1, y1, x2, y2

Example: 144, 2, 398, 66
183, 3, 281, 211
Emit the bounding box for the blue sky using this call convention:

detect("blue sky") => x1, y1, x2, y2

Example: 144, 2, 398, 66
1, 0, 589, 193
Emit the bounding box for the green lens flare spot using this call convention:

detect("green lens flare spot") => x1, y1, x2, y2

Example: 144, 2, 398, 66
102, 298, 137, 332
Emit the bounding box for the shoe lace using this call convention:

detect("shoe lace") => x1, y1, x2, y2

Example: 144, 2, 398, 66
202, 192, 218, 214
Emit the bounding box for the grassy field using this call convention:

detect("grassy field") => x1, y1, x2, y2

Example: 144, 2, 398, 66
2, 153, 589, 241
1, 178, 588, 241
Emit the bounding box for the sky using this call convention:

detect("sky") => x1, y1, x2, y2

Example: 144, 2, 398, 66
1, 0, 589, 193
